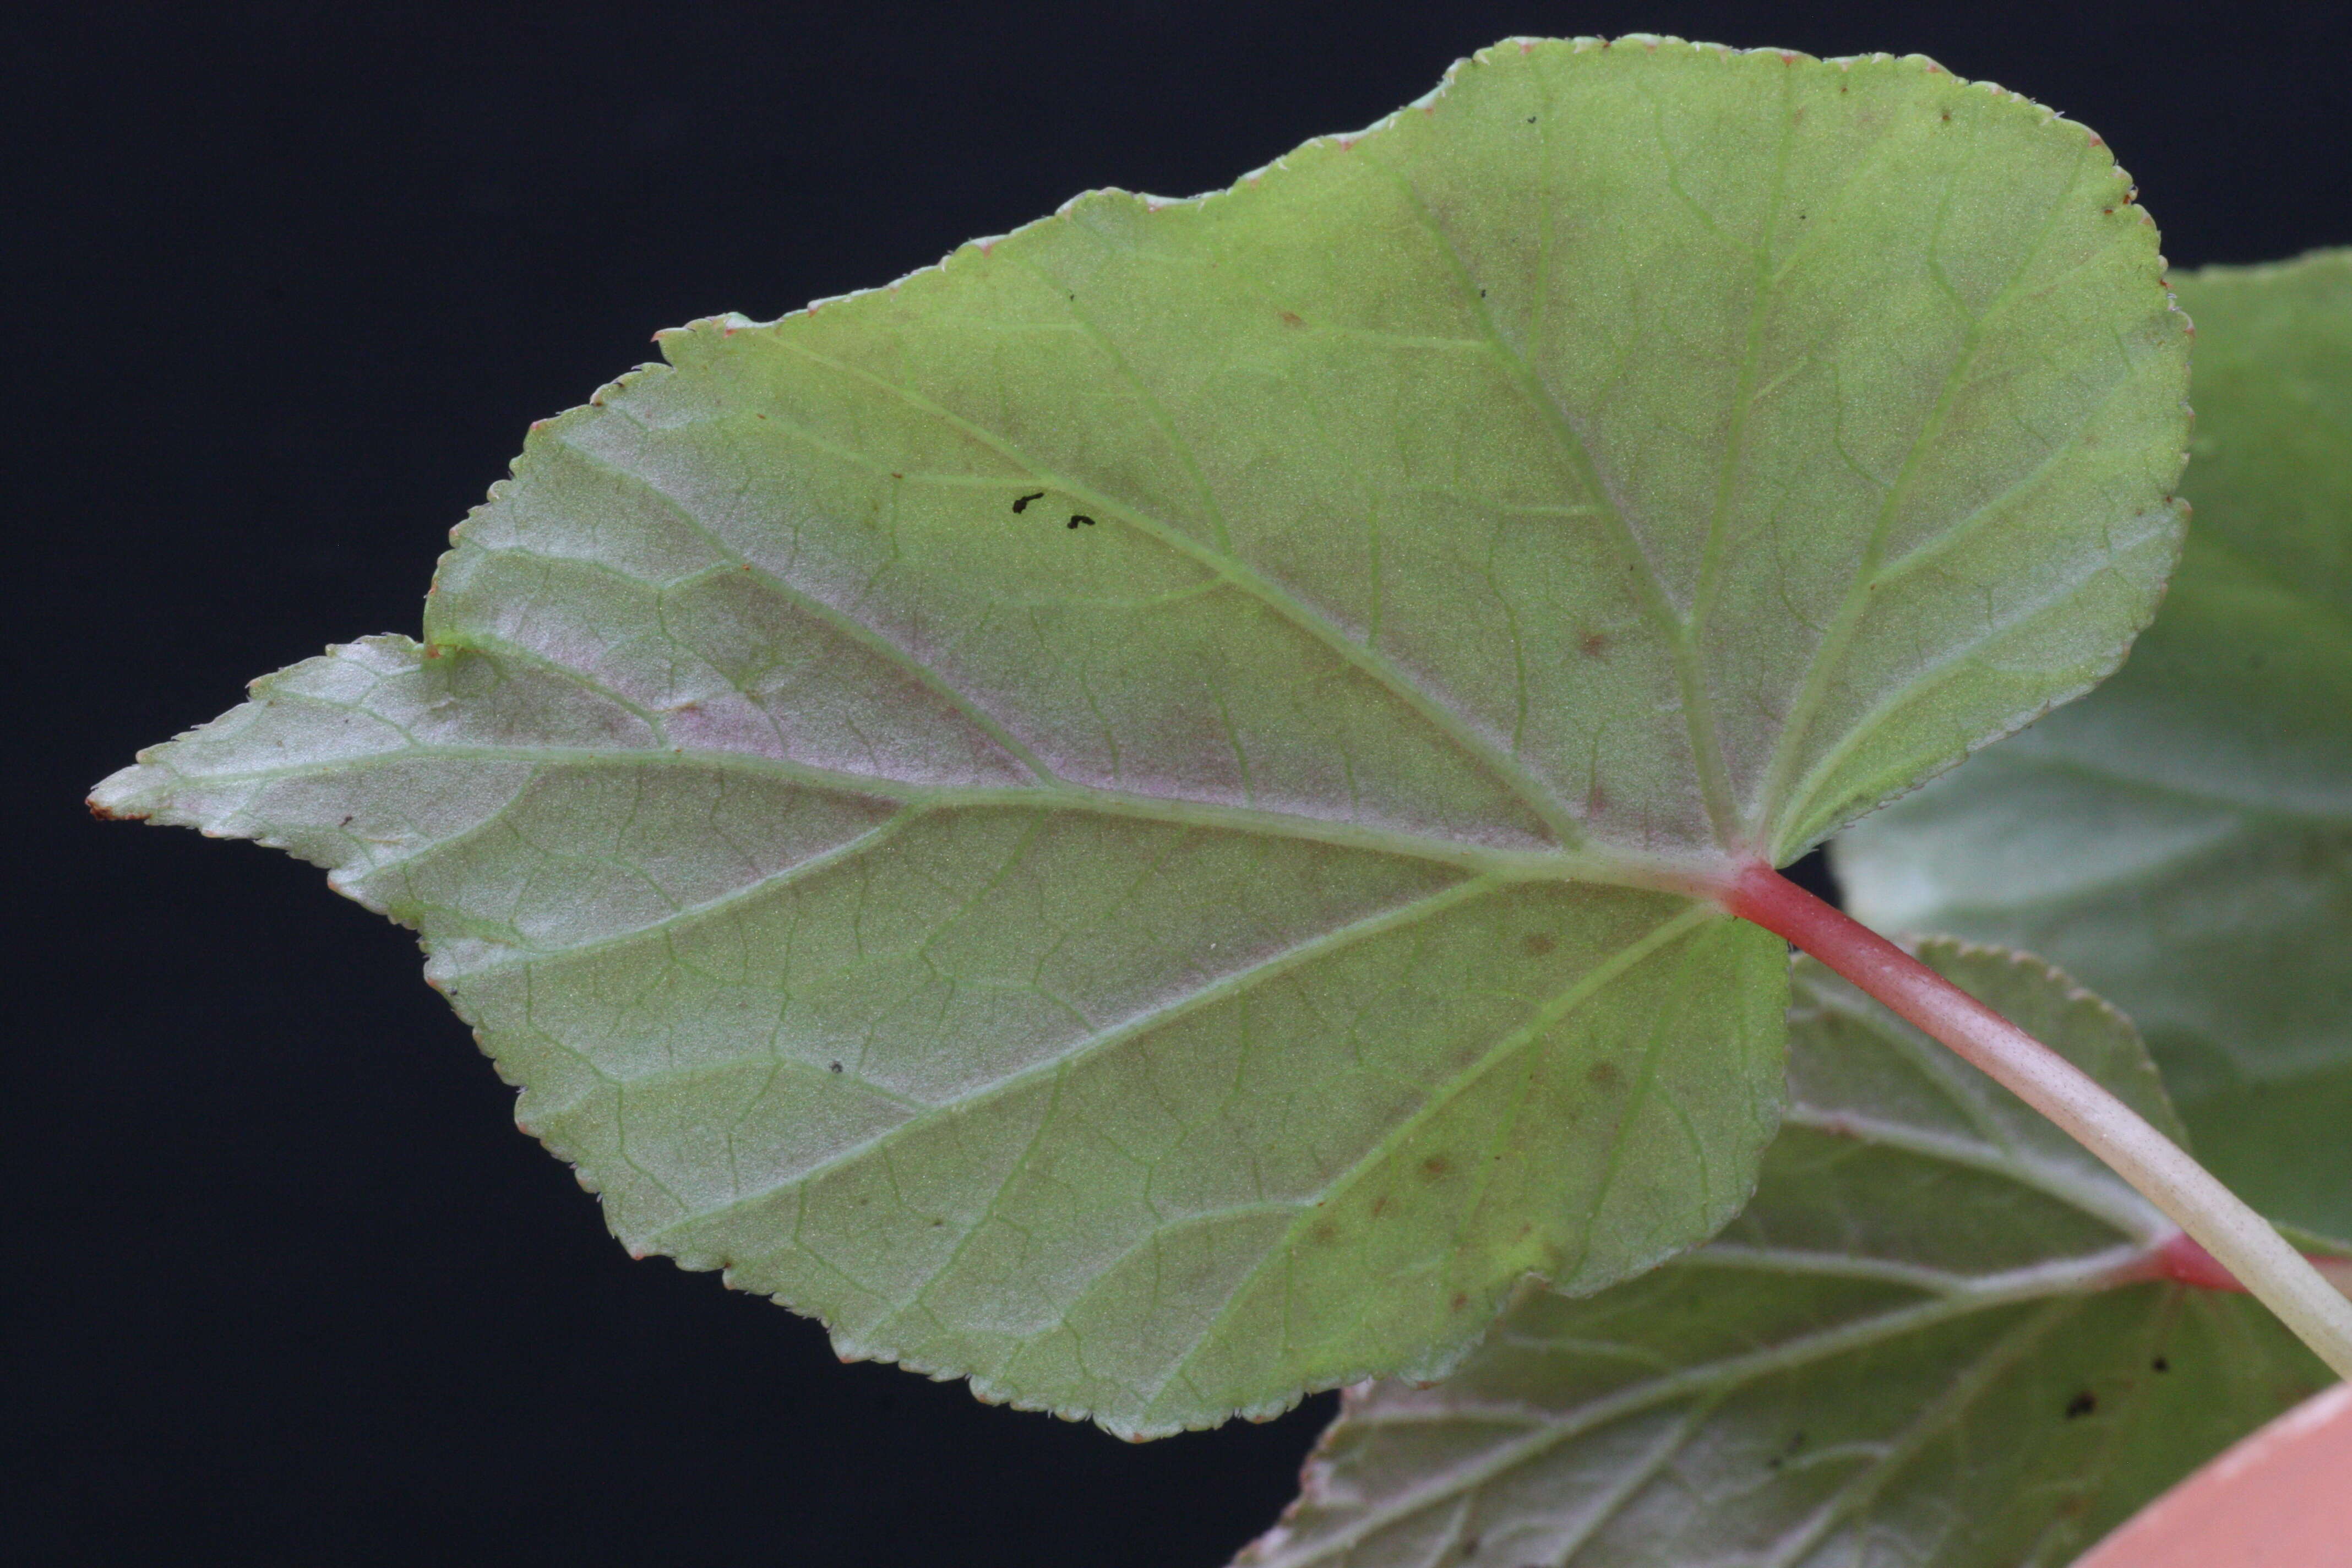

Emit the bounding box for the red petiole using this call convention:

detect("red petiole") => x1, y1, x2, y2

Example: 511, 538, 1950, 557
1718, 863, 2352, 1378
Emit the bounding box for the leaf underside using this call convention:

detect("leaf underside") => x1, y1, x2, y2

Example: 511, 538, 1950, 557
1239, 945, 2329, 1568
97, 36, 2187, 1434
1839, 253, 2352, 1240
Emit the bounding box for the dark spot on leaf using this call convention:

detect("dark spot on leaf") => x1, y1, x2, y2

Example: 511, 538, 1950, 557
1370, 1196, 1391, 1217
1580, 631, 1610, 657
2065, 1391, 2097, 1418
1479, 288, 1487, 297
2152, 1356, 2170, 1373
1941, 110, 1952, 122
828, 1061, 843, 1073
1420, 1155, 1452, 1180
932, 1218, 945, 1227
1310, 1219, 1339, 1244
1588, 1061, 1621, 1089
1526, 114, 1536, 123
339, 815, 354, 827
1011, 491, 1045, 513
1068, 514, 1096, 529
1449, 1292, 1468, 1311
1522, 933, 1556, 958
1279, 309, 1303, 327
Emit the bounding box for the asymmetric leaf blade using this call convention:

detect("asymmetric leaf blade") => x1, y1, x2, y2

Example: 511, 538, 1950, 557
95, 38, 2187, 1434
1239, 945, 2333, 1568
1838, 253, 2352, 1237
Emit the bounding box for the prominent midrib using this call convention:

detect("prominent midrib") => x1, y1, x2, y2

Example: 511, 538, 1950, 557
169, 733, 1672, 888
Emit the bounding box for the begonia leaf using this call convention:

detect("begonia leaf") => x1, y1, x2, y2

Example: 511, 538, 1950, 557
96, 38, 2187, 1434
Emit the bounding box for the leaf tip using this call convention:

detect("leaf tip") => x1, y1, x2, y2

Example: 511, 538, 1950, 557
85, 788, 141, 823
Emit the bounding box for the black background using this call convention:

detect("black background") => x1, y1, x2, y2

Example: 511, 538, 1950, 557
12, 2, 2347, 1564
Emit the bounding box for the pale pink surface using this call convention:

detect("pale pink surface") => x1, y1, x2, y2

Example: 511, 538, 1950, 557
2073, 1381, 2352, 1567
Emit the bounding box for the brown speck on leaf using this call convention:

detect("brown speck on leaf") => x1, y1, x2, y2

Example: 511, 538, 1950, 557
1449, 1292, 1468, 1311
1279, 310, 1303, 327
1941, 110, 1952, 122
1371, 1196, 1391, 1218
1522, 933, 1557, 958
1310, 1219, 1339, 1244
1420, 1155, 1451, 1180
1580, 631, 1609, 657
2065, 1391, 2097, 1418
1588, 1060, 1621, 1088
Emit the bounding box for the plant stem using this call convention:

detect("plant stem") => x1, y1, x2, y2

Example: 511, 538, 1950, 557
1719, 863, 2352, 1381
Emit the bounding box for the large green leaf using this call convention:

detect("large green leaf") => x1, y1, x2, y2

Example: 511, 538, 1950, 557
1238, 944, 2332, 1568
1838, 253, 2352, 1238
94, 38, 2187, 1435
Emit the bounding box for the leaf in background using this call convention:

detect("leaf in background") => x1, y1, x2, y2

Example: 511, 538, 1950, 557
94, 39, 2187, 1435
1239, 944, 2331, 1568
1838, 252, 2352, 1239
